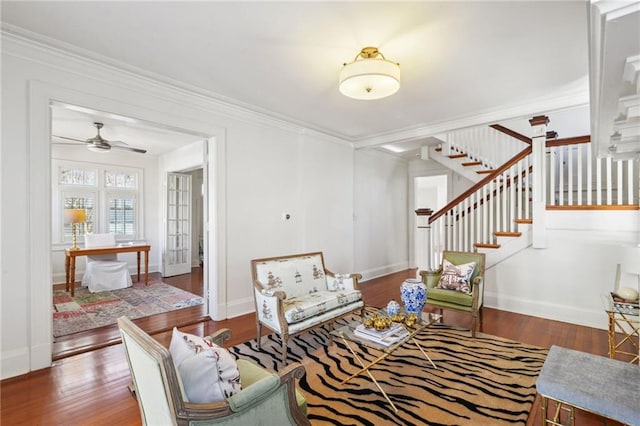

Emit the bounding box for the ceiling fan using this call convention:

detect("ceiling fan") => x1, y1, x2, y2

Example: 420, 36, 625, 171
53, 122, 147, 154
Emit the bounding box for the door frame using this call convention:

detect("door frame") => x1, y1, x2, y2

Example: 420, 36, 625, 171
30, 81, 227, 371
407, 170, 451, 269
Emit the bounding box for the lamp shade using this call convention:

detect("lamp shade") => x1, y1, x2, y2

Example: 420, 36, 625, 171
339, 47, 400, 100
64, 208, 86, 224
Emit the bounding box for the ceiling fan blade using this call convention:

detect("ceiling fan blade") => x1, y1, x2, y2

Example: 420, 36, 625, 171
110, 144, 147, 154
52, 142, 85, 146
52, 135, 89, 144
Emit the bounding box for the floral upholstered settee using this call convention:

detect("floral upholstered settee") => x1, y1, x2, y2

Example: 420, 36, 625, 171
252, 252, 364, 364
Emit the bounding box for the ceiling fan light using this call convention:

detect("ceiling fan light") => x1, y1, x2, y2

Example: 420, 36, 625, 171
339, 48, 400, 100
87, 144, 109, 153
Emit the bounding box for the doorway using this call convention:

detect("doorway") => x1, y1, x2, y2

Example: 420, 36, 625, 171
413, 175, 448, 270
49, 102, 213, 358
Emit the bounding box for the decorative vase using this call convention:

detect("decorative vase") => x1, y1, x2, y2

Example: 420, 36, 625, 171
400, 278, 427, 316
386, 300, 401, 317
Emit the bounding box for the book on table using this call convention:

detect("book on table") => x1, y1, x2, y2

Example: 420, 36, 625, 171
354, 323, 410, 346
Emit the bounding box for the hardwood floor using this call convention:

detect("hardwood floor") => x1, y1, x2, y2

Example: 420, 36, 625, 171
3, 269, 630, 425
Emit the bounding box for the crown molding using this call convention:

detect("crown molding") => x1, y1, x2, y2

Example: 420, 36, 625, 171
353, 87, 589, 149
1, 25, 350, 145
1, 24, 590, 150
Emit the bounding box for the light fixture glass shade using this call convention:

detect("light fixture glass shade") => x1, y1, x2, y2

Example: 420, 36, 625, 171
339, 48, 400, 100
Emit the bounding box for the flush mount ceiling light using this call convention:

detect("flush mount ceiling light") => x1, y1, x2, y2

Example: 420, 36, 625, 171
339, 47, 400, 100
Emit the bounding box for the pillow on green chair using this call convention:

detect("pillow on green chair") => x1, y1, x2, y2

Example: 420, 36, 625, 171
169, 328, 242, 403
437, 259, 476, 294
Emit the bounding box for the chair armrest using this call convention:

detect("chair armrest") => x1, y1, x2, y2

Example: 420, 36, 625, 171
420, 268, 442, 288
254, 286, 287, 333
325, 271, 363, 291
227, 374, 280, 412
471, 275, 484, 308
204, 328, 232, 346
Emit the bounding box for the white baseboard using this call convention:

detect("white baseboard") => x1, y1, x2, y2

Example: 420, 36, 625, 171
225, 297, 255, 320
1, 347, 31, 380
484, 291, 606, 330
359, 261, 410, 283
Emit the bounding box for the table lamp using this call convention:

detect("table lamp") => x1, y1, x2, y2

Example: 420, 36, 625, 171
64, 208, 86, 250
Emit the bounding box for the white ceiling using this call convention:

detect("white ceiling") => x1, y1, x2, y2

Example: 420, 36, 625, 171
2, 1, 591, 155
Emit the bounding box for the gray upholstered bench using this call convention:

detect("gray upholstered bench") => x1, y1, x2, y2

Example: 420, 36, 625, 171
536, 345, 640, 426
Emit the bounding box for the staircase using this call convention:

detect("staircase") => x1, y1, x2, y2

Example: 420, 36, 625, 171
418, 116, 639, 270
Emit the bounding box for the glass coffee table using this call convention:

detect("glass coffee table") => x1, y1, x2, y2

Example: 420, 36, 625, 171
330, 310, 440, 413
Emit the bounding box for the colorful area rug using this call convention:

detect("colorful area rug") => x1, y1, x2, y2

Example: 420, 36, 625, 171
230, 312, 548, 425
53, 282, 204, 338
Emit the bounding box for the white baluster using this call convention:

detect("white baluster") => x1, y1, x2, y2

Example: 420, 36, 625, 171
627, 159, 634, 204
558, 147, 565, 205
596, 157, 602, 205
577, 144, 583, 205
617, 159, 623, 205
549, 148, 556, 205
606, 156, 612, 205
587, 143, 592, 205
568, 145, 574, 205
525, 156, 530, 218
517, 160, 523, 220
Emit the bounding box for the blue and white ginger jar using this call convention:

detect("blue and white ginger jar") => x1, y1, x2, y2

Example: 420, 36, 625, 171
386, 300, 401, 317
400, 279, 427, 316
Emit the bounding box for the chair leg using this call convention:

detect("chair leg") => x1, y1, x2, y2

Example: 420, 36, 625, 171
471, 314, 477, 338
281, 334, 288, 365
478, 307, 483, 332
256, 322, 262, 349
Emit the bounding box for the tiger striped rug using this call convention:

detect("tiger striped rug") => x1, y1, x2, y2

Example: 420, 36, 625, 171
230, 315, 548, 426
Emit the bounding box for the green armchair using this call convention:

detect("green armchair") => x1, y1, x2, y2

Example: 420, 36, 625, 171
420, 251, 486, 337
117, 316, 310, 425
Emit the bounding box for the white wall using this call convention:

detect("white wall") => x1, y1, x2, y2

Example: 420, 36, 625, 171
485, 224, 639, 330
0, 35, 356, 379
354, 149, 409, 280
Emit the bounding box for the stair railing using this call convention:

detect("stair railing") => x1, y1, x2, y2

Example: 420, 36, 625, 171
546, 136, 638, 208
445, 125, 530, 170
424, 123, 638, 267
427, 145, 533, 267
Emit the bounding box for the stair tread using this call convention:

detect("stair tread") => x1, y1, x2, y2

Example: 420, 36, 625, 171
448, 153, 467, 159
494, 231, 522, 237
462, 161, 483, 166
474, 243, 501, 249
476, 169, 495, 174
515, 218, 533, 224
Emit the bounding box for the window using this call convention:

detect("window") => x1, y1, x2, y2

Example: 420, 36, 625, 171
107, 193, 137, 239
53, 160, 143, 245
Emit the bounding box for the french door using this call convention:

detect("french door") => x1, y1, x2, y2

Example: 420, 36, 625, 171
164, 172, 192, 277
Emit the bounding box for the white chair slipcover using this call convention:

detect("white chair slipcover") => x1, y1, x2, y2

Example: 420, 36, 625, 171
82, 233, 132, 293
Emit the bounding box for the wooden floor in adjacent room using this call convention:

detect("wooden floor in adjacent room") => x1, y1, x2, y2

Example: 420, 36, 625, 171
2, 269, 631, 425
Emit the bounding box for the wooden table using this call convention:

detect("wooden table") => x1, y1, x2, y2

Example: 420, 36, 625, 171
65, 245, 151, 296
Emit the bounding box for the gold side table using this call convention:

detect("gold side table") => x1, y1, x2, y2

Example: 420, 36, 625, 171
603, 294, 639, 364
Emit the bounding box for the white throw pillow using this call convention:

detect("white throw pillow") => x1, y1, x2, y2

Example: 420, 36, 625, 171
169, 328, 242, 403
437, 259, 476, 294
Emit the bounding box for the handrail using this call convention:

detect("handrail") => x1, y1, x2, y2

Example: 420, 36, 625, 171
429, 145, 532, 224
489, 124, 532, 144
545, 135, 590, 148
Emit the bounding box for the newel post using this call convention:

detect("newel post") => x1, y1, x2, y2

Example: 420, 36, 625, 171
530, 115, 548, 248
415, 208, 434, 274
